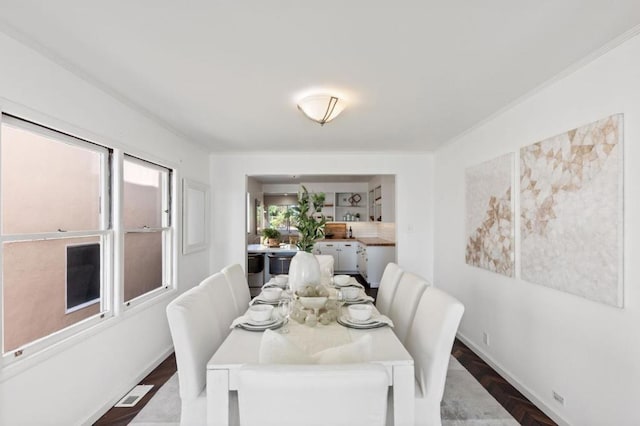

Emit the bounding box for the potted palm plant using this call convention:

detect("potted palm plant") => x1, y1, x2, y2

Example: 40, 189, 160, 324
261, 227, 281, 247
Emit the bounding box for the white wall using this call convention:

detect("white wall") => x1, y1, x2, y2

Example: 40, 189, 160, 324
210, 153, 434, 282
434, 33, 640, 425
0, 32, 210, 424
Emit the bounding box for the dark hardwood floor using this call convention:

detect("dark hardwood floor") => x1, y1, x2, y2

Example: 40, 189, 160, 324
452, 339, 557, 426
94, 353, 177, 426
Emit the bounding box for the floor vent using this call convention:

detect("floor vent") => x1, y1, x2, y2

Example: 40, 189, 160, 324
114, 384, 154, 408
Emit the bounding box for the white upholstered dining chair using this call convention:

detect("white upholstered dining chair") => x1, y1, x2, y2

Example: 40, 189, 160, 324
375, 262, 404, 316
166, 285, 224, 425
237, 364, 389, 426
387, 272, 429, 344
315, 254, 335, 285
407, 287, 465, 426
221, 263, 252, 316
199, 272, 237, 338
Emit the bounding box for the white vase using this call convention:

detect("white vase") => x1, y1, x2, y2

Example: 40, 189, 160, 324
288, 251, 321, 293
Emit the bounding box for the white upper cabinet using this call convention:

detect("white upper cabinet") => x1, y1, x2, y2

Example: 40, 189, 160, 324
368, 175, 395, 222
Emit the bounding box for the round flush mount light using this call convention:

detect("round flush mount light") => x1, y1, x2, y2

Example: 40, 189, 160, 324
297, 94, 347, 126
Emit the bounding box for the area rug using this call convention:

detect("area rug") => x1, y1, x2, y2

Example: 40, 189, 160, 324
130, 356, 517, 425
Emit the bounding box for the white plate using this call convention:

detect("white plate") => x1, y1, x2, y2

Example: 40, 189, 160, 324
337, 315, 387, 330
343, 297, 369, 305
237, 318, 285, 331
333, 280, 358, 288
246, 317, 277, 326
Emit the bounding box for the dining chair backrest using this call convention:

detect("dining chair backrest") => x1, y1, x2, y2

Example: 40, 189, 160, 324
222, 263, 251, 316
166, 285, 222, 402
375, 262, 404, 316
199, 272, 237, 337
237, 363, 389, 426
387, 272, 429, 344
315, 254, 334, 286
407, 287, 464, 425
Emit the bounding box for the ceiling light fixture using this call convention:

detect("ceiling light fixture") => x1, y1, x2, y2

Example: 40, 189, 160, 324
297, 94, 346, 126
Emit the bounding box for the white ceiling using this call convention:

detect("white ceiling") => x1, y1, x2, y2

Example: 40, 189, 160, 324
1, 1, 639, 153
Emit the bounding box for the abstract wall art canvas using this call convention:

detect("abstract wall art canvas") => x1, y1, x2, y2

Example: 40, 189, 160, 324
465, 153, 514, 277
520, 114, 623, 307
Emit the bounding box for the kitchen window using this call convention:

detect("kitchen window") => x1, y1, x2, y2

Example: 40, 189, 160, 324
0, 115, 111, 359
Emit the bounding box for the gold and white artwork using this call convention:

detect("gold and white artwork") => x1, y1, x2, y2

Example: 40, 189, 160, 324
465, 153, 514, 277
520, 114, 623, 306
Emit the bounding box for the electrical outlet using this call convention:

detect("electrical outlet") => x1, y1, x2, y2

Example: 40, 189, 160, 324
552, 391, 565, 405
482, 332, 489, 346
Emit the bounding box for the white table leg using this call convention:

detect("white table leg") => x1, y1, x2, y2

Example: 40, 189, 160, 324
207, 369, 229, 426
393, 364, 415, 426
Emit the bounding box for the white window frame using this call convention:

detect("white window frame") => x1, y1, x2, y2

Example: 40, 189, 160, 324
120, 154, 174, 309
0, 114, 113, 365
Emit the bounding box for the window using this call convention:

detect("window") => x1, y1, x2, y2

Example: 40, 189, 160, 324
264, 194, 298, 233
0, 114, 176, 362
123, 155, 172, 303
1, 116, 110, 356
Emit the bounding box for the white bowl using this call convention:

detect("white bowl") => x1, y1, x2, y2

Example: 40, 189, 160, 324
341, 287, 360, 300
274, 275, 289, 287
298, 296, 328, 311
261, 287, 283, 301
333, 275, 351, 286
248, 305, 273, 322
348, 304, 373, 322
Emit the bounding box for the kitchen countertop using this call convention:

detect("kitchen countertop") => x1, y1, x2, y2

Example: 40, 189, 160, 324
353, 237, 396, 247
247, 244, 299, 253
248, 238, 395, 253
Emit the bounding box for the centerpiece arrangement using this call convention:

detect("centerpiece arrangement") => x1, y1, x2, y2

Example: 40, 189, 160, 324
286, 185, 330, 324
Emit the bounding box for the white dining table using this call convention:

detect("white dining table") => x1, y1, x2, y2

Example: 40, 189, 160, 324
206, 306, 415, 426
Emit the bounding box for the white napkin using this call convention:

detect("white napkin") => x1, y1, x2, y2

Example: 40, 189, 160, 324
230, 315, 251, 329
371, 314, 394, 327
258, 329, 373, 364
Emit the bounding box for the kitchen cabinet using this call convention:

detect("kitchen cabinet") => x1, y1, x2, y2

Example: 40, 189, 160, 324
314, 241, 358, 272
335, 192, 367, 222
356, 244, 395, 288
357, 243, 367, 279
368, 176, 395, 222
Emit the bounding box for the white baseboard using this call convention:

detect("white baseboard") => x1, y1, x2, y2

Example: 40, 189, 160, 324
81, 345, 175, 426
456, 332, 570, 426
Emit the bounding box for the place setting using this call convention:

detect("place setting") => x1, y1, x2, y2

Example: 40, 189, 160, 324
261, 274, 289, 289
331, 274, 365, 289
337, 304, 394, 330
337, 285, 374, 305
250, 286, 292, 306
231, 304, 289, 332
